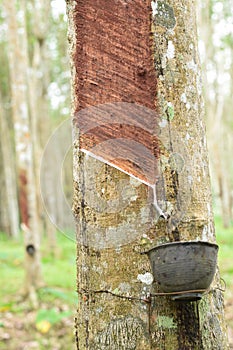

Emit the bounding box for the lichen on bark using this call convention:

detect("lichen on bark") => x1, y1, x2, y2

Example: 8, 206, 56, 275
67, 0, 229, 348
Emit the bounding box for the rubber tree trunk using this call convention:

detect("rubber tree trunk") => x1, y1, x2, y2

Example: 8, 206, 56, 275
4, 0, 43, 304
68, 0, 229, 349
28, 0, 58, 252
0, 95, 19, 238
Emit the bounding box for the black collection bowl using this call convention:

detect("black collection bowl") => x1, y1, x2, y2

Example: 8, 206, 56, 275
144, 241, 219, 301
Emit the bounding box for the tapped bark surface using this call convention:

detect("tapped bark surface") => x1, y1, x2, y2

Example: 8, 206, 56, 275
68, 0, 229, 349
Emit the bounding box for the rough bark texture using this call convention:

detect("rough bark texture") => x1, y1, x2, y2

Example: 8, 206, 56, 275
68, 0, 229, 349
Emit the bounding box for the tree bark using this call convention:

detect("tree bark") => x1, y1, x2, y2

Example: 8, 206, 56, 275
4, 0, 43, 303
0, 95, 19, 238
28, 0, 59, 252
68, 0, 229, 348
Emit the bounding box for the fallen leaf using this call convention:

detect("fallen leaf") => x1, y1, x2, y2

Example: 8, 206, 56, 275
36, 320, 51, 334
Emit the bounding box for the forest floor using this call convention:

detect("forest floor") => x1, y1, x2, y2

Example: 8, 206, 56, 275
0, 233, 76, 350
0, 217, 232, 350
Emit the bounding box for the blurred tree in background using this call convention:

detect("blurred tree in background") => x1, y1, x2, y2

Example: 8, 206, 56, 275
0, 0, 71, 235
198, 0, 233, 227
0, 0, 72, 305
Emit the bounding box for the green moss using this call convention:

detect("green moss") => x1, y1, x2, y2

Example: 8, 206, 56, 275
157, 316, 177, 329
167, 105, 175, 120
153, 1, 176, 29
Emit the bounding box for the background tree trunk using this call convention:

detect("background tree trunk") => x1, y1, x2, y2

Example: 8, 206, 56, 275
0, 94, 19, 238
198, 0, 233, 228
4, 0, 43, 304
68, 0, 229, 348
28, 0, 58, 253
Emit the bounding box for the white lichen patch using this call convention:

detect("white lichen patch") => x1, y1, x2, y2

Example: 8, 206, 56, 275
115, 247, 121, 254
197, 73, 203, 96
167, 101, 173, 108
193, 102, 198, 111
203, 136, 207, 147
181, 93, 191, 110
92, 265, 103, 274
187, 59, 197, 72
166, 40, 175, 59
137, 272, 154, 285
118, 282, 132, 294
139, 206, 150, 224
95, 306, 103, 315
129, 177, 141, 187
122, 185, 137, 200
161, 55, 167, 69
202, 225, 208, 241
142, 233, 153, 243
151, 1, 158, 16
159, 74, 165, 81
159, 119, 168, 128
187, 175, 193, 185
164, 201, 174, 217
167, 29, 175, 36
189, 43, 194, 50
180, 93, 187, 103
102, 261, 108, 268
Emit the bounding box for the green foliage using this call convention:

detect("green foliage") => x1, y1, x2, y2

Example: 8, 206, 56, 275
40, 233, 76, 290
0, 231, 76, 306
215, 215, 233, 288
0, 233, 24, 299
38, 287, 76, 305
36, 308, 72, 325
0, 231, 76, 348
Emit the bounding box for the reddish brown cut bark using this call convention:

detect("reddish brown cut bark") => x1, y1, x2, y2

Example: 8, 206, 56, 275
73, 0, 159, 184
19, 169, 29, 226
74, 0, 157, 109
